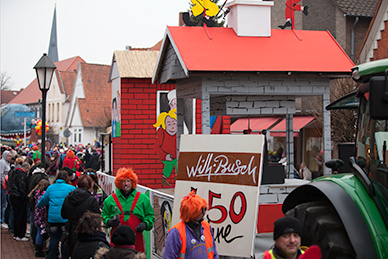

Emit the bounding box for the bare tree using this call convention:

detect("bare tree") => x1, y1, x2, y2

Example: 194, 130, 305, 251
304, 78, 358, 158
0, 72, 13, 90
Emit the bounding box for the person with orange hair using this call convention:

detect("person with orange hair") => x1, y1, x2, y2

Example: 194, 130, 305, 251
163, 190, 219, 259
62, 150, 80, 171
101, 167, 154, 253
62, 150, 81, 186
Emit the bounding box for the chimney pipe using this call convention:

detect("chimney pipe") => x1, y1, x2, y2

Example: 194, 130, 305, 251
225, 0, 274, 37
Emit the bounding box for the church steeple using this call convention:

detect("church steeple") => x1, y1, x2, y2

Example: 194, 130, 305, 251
48, 4, 59, 62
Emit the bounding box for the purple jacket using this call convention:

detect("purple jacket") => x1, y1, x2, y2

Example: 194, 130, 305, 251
163, 222, 219, 259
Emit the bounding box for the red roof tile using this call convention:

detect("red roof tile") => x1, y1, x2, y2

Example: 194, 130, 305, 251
150, 40, 163, 51
0, 90, 21, 105
9, 56, 85, 105
78, 63, 111, 128
8, 79, 40, 105
58, 70, 76, 97
55, 56, 85, 71
157, 26, 354, 75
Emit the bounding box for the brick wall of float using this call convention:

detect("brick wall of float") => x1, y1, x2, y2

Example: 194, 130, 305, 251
112, 79, 231, 189
112, 78, 176, 188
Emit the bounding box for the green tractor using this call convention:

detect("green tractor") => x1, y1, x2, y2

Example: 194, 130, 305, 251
282, 58, 388, 259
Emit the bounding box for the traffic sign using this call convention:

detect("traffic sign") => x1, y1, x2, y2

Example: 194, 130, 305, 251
64, 128, 72, 137
15, 111, 35, 117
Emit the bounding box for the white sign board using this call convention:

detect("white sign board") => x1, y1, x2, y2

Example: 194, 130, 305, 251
172, 135, 264, 258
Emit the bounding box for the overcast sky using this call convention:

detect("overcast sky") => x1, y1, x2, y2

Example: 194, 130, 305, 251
1, 0, 189, 90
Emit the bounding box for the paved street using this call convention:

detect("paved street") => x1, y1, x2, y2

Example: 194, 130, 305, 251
1, 225, 36, 259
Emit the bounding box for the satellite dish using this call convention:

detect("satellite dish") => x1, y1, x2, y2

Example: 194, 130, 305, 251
64, 128, 71, 138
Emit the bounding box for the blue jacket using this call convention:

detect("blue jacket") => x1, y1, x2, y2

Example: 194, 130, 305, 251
37, 179, 76, 223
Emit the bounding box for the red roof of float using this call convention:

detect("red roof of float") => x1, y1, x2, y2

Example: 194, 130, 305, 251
163, 26, 354, 73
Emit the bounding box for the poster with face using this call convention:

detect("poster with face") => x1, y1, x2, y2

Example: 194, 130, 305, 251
112, 80, 121, 138
172, 135, 264, 258
150, 192, 174, 258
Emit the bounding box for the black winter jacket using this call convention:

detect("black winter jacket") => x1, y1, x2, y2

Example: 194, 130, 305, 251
71, 231, 110, 259
28, 168, 48, 193
61, 188, 100, 255
9, 167, 28, 201
102, 247, 142, 259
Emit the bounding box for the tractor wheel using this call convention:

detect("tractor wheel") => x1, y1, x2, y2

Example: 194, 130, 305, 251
285, 200, 356, 259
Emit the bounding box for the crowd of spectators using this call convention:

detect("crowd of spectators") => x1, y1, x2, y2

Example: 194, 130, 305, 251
0, 141, 106, 258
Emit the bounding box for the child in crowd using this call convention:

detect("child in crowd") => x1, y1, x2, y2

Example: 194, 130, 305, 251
29, 179, 50, 257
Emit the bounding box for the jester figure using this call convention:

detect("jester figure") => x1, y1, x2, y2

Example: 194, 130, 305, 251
13, 135, 23, 147
279, 0, 308, 30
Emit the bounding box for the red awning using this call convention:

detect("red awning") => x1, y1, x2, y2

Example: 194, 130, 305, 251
231, 117, 282, 134
270, 116, 315, 137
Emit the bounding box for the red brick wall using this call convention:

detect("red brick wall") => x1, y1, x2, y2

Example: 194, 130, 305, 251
113, 78, 176, 188
196, 99, 202, 134
113, 79, 231, 189
372, 20, 388, 60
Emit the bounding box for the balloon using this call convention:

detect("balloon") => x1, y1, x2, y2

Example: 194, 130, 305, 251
35, 119, 49, 136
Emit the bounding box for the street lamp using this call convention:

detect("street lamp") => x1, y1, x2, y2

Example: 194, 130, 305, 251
34, 53, 56, 167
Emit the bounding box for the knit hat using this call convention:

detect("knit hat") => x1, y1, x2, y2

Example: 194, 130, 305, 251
273, 217, 302, 240
111, 225, 136, 246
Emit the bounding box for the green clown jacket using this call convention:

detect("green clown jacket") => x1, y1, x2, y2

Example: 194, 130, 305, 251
102, 188, 155, 231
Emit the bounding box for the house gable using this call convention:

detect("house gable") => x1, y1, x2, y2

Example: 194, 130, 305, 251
9, 56, 85, 105
357, 0, 388, 62
159, 40, 187, 84
79, 63, 111, 128
70, 101, 83, 128
66, 63, 83, 128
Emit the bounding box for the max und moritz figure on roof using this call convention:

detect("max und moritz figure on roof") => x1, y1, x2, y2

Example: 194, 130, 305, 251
279, 0, 308, 29
101, 168, 155, 252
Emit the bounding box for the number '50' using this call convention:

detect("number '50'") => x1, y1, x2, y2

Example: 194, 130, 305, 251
206, 190, 247, 224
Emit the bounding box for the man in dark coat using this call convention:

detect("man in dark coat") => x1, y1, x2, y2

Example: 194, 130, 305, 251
9, 162, 30, 241
61, 175, 100, 256
85, 149, 100, 171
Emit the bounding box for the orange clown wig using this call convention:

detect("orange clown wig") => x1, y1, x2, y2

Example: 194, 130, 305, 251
114, 167, 138, 190
66, 150, 75, 159
179, 190, 208, 223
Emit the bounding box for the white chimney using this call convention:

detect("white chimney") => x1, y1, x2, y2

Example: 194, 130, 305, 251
225, 0, 274, 37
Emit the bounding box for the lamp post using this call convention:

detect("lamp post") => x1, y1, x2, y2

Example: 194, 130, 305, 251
34, 53, 56, 167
